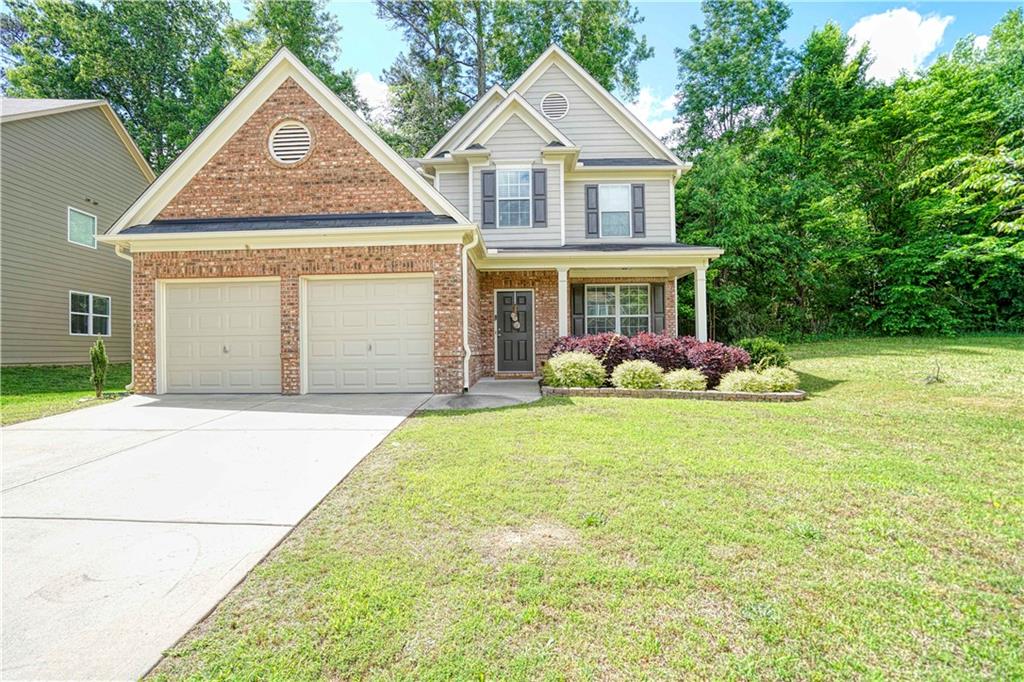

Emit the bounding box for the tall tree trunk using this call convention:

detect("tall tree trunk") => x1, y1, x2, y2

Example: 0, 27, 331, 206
474, 1, 485, 100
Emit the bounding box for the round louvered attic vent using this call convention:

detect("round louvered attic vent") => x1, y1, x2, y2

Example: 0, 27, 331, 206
268, 121, 311, 165
541, 92, 569, 120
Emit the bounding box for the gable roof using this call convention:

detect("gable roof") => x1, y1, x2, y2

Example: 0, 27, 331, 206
510, 45, 683, 165
425, 85, 507, 159
108, 48, 469, 235
457, 92, 574, 151
1, 98, 155, 181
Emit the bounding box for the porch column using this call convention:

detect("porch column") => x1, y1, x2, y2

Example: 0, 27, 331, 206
557, 266, 569, 337
694, 265, 708, 342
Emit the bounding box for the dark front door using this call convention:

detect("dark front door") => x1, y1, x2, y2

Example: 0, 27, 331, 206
496, 290, 533, 373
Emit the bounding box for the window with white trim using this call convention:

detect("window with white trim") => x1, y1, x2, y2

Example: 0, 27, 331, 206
585, 284, 650, 335
68, 207, 97, 248
598, 184, 631, 237
69, 292, 111, 336
497, 169, 531, 227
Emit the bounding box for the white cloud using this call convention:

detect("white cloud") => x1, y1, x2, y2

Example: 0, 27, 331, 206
848, 8, 954, 83
627, 87, 677, 140
354, 71, 391, 123
973, 35, 990, 51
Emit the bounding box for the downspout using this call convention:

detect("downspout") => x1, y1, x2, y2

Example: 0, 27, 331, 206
461, 229, 480, 392
113, 244, 134, 391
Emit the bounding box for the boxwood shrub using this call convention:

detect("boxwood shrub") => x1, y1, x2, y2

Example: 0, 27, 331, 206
736, 336, 791, 368
542, 351, 606, 388
663, 368, 708, 391
611, 359, 664, 389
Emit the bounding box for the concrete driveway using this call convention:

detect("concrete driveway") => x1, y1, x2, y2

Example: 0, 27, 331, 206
1, 392, 427, 681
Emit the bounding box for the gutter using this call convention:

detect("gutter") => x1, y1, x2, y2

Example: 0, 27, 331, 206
461, 229, 480, 391
112, 244, 135, 391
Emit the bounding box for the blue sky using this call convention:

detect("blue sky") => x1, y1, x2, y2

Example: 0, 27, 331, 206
233, 1, 1019, 133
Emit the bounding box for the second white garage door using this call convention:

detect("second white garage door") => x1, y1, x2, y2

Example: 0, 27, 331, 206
305, 277, 434, 393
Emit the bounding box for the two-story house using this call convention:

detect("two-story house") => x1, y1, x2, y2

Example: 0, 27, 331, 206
100, 46, 721, 395
1, 99, 155, 365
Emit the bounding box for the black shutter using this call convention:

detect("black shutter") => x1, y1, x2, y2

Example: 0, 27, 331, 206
481, 170, 496, 229
631, 183, 646, 237
585, 184, 599, 238
532, 169, 547, 228
571, 283, 586, 335
650, 282, 666, 333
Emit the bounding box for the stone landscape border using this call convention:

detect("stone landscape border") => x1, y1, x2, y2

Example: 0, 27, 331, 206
541, 386, 807, 402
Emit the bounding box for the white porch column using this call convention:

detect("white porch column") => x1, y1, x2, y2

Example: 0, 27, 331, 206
694, 265, 708, 342
557, 267, 569, 337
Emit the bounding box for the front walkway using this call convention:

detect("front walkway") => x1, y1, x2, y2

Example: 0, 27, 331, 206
0, 393, 427, 681
422, 378, 542, 410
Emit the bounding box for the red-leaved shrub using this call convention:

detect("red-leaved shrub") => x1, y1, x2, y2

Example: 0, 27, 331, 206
549, 333, 635, 376
630, 332, 688, 371
680, 337, 751, 387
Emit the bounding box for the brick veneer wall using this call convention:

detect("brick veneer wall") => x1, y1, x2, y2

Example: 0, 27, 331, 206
158, 78, 428, 220
131, 244, 464, 394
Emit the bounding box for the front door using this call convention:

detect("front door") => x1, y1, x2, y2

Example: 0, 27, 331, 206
496, 290, 533, 373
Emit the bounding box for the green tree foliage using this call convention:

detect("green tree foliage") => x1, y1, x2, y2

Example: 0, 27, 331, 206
677, 8, 1024, 339
2, 0, 360, 171
3, 0, 227, 171
674, 0, 793, 155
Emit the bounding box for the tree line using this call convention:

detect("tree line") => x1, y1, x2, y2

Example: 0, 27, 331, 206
3, 0, 1020, 339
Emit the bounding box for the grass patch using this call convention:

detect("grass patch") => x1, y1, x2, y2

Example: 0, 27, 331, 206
150, 336, 1024, 679
0, 363, 131, 425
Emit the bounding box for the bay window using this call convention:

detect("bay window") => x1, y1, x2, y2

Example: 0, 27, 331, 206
585, 284, 650, 335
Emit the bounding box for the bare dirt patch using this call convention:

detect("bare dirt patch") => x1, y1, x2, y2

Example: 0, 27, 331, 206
477, 521, 579, 563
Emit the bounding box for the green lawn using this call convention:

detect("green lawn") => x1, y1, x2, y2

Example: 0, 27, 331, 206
152, 337, 1023, 680
0, 363, 132, 425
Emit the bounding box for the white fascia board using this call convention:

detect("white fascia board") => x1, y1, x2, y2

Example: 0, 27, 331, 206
109, 48, 469, 235
460, 93, 574, 150
99, 223, 480, 253
472, 247, 723, 271
425, 85, 508, 159
509, 45, 685, 166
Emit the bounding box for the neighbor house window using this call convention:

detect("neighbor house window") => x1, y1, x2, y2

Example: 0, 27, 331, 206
68, 207, 97, 248
497, 169, 531, 227
69, 291, 111, 336
599, 184, 631, 237
585, 284, 650, 336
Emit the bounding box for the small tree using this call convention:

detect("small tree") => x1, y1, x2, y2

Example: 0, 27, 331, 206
90, 339, 108, 398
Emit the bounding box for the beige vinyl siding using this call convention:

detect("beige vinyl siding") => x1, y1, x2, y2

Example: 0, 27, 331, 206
437, 170, 468, 216
444, 96, 503, 153
484, 114, 549, 161
521, 64, 652, 160
564, 178, 675, 244
1, 107, 150, 365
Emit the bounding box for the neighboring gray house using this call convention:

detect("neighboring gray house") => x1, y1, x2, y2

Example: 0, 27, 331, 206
1, 99, 154, 365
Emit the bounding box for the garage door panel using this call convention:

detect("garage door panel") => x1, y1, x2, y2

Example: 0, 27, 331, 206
164, 281, 281, 393
305, 278, 433, 393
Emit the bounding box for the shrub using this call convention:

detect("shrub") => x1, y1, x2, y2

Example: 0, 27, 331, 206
549, 333, 635, 376
89, 339, 108, 398
761, 366, 800, 391
682, 338, 751, 388
663, 368, 708, 391
736, 336, 791, 368
631, 332, 688, 371
542, 351, 606, 388
717, 369, 773, 393
611, 359, 664, 389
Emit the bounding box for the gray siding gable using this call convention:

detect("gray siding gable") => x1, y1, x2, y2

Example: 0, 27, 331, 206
1, 106, 150, 364
520, 64, 652, 160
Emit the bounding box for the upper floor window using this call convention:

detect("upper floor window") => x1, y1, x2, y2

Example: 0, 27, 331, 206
497, 169, 531, 228
69, 291, 111, 336
599, 185, 631, 237
68, 207, 97, 248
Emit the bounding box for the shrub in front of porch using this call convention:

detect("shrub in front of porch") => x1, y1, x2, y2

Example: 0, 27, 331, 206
663, 368, 708, 391
682, 338, 751, 388
542, 351, 607, 388
549, 333, 635, 376
631, 332, 688, 371
718, 366, 800, 393
611, 360, 665, 389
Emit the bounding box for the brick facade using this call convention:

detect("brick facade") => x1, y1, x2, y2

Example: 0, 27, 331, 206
477, 270, 559, 376
158, 78, 427, 220
131, 244, 464, 394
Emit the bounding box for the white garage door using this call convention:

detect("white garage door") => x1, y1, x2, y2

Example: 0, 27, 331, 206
305, 277, 434, 393
163, 280, 281, 393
